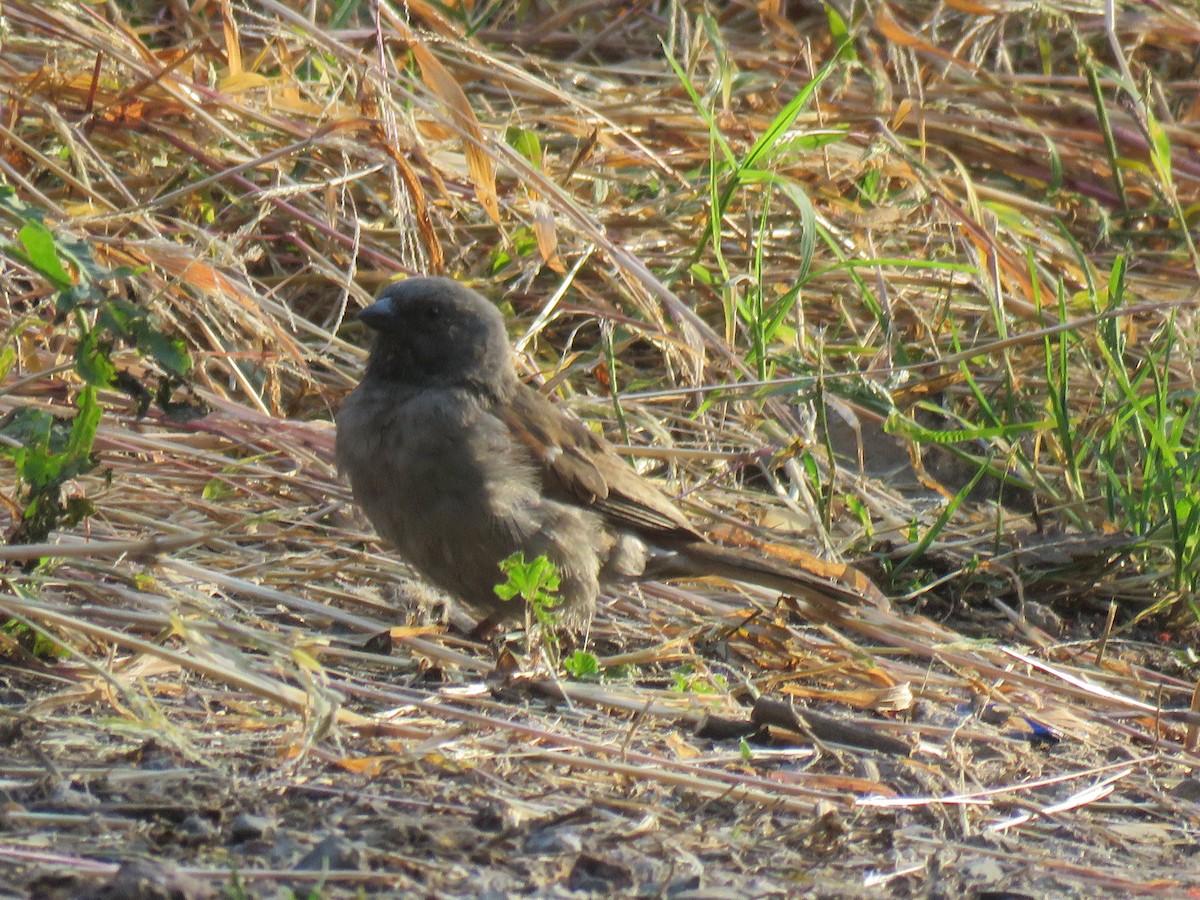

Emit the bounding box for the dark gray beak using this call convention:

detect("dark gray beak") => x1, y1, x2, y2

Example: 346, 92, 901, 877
355, 297, 394, 331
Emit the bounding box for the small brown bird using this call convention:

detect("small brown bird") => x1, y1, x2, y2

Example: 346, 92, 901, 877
336, 277, 877, 631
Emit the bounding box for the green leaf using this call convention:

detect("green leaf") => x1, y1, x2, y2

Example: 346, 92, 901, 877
132, 322, 192, 377
17, 221, 74, 290
75, 330, 117, 387
563, 651, 599, 678
202, 478, 235, 501
505, 126, 543, 168
495, 551, 562, 625
53, 285, 89, 315
825, 7, 856, 60
14, 439, 66, 491
739, 50, 843, 173
0, 408, 58, 450
66, 387, 101, 463
883, 410, 1054, 444
689, 263, 716, 286
97, 298, 140, 334
494, 580, 521, 602
1146, 107, 1172, 187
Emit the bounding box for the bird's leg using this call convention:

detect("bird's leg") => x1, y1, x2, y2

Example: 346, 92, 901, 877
466, 613, 504, 643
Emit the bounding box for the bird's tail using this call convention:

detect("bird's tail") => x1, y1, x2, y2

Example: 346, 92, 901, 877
654, 540, 889, 610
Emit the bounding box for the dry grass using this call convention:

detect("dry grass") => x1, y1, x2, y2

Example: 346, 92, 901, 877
1, 1, 1199, 896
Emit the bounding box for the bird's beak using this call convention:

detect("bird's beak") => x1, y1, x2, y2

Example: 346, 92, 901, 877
355, 297, 394, 332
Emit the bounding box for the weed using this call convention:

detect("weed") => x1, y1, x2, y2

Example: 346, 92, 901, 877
0, 188, 194, 544
495, 551, 563, 628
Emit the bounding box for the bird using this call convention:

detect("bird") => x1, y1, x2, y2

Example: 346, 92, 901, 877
336, 276, 880, 632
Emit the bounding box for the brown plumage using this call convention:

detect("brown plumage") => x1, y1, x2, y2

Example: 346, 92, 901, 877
336, 276, 878, 631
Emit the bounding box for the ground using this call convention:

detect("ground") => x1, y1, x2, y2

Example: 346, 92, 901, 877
2, 1, 1200, 897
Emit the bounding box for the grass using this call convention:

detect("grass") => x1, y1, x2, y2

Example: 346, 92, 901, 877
0, 1, 1199, 896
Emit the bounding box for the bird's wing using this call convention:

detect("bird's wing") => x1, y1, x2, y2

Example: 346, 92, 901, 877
499, 384, 700, 540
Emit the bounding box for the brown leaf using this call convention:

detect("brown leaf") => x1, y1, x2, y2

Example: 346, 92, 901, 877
531, 200, 564, 272
408, 40, 501, 224
219, 0, 243, 76
377, 4, 499, 227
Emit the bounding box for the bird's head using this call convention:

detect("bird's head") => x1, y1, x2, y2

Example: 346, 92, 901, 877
357, 277, 514, 393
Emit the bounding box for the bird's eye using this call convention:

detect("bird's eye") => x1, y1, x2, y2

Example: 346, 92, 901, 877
423, 306, 442, 323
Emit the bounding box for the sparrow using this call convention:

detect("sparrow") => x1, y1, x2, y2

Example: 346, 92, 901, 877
336, 276, 879, 631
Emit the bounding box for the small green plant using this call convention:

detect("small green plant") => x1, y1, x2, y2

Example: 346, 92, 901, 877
0, 404, 100, 545
1, 619, 68, 659
562, 650, 600, 679
669, 664, 728, 694
495, 551, 563, 632
488, 227, 539, 272
0, 187, 195, 544
1093, 300, 1200, 595
665, 27, 853, 381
